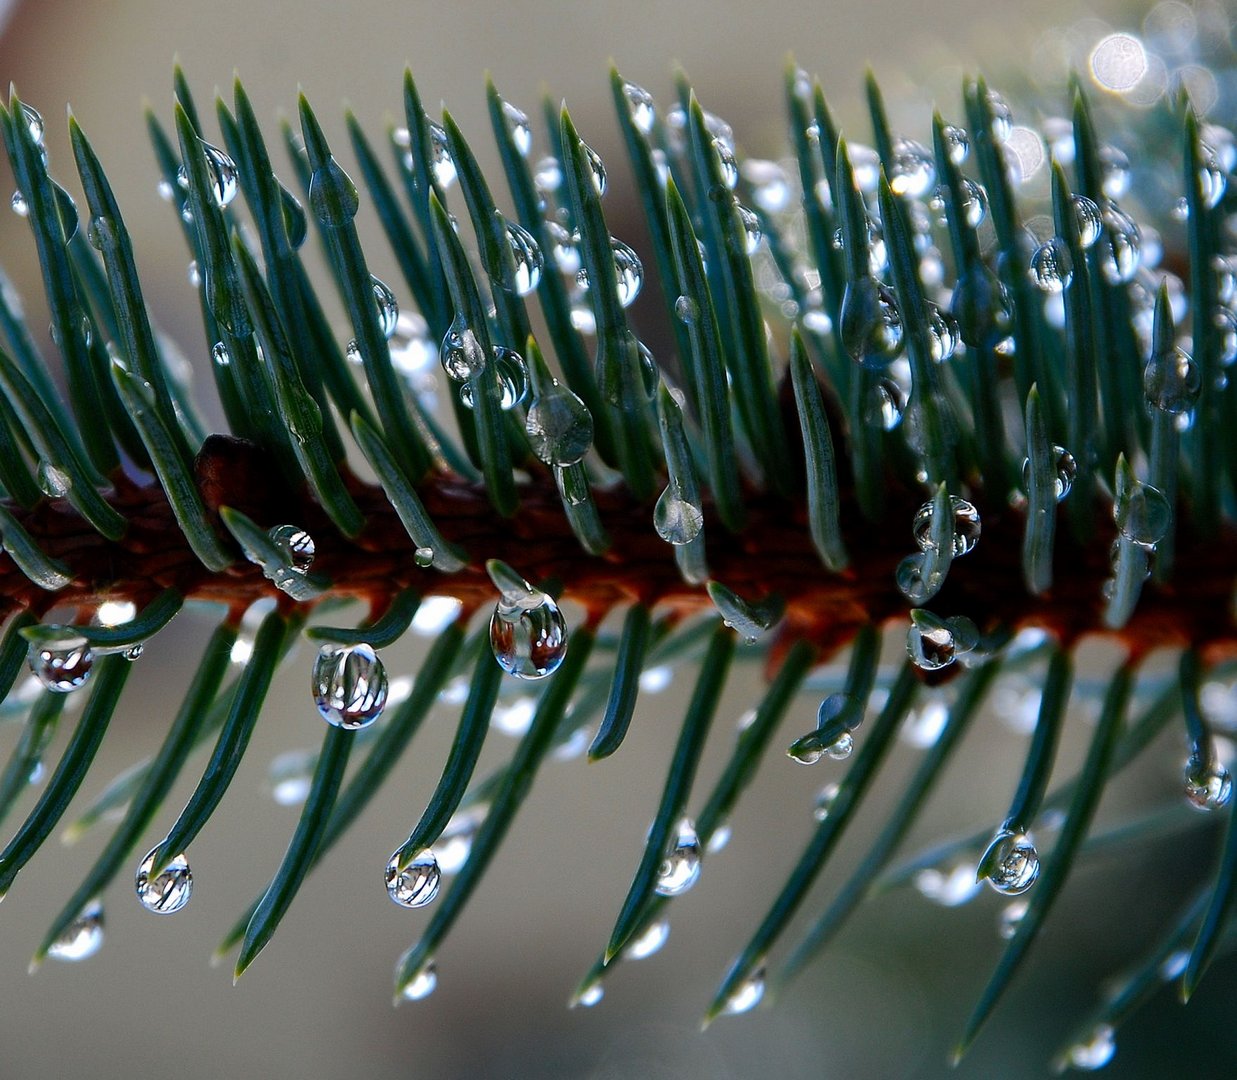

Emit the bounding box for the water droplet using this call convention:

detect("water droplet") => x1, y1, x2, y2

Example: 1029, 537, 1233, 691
1029, 239, 1073, 293
581, 140, 607, 196
1098, 145, 1130, 198
1184, 755, 1232, 811
840, 277, 903, 369
10, 189, 28, 217
901, 696, 950, 748
865, 377, 905, 430
439, 313, 488, 382
400, 960, 438, 1001
533, 156, 562, 193
942, 123, 969, 164
622, 81, 656, 135
29, 639, 94, 692
986, 89, 1013, 142
734, 202, 762, 255
20, 102, 45, 146
788, 737, 824, 765
1198, 143, 1227, 209
889, 137, 935, 198
907, 617, 958, 671
135, 847, 193, 914
525, 379, 593, 467
312, 643, 388, 730
1115, 480, 1170, 546
998, 898, 1028, 940
655, 818, 701, 896
912, 495, 981, 556
48, 901, 104, 962
722, 968, 766, 1015
674, 295, 698, 324
345, 339, 363, 366
927, 305, 960, 361
914, 861, 981, 906
624, 918, 669, 960
712, 137, 739, 190
123, 644, 144, 662
371, 276, 399, 339
489, 572, 568, 681
846, 142, 881, 191
177, 141, 239, 208
265, 524, 315, 596
1071, 195, 1103, 248
211, 341, 231, 369
576, 980, 605, 1008
187, 259, 201, 287
385, 848, 441, 908
577, 237, 643, 307
706, 822, 731, 854
427, 121, 456, 188
1098, 202, 1141, 283
413, 546, 435, 568
459, 346, 528, 411
500, 100, 532, 157
654, 485, 704, 546
1022, 444, 1077, 500
1066, 1024, 1116, 1071
37, 460, 71, 499
503, 219, 543, 296
1144, 345, 1200, 415
157, 178, 175, 202
979, 829, 1041, 894
813, 782, 840, 821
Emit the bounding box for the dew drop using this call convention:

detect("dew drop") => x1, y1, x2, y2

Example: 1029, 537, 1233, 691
20, 102, 45, 147
612, 238, 644, 306
1198, 143, 1227, 209
385, 848, 441, 908
674, 295, 698, 324
489, 572, 568, 681
896, 553, 939, 605
734, 202, 762, 254
503, 219, 544, 296
37, 460, 71, 499
581, 140, 607, 196
345, 339, 363, 366
400, 960, 438, 1001
123, 644, 144, 662
1098, 145, 1130, 198
1143, 345, 1200, 415
722, 968, 766, 1016
912, 495, 981, 556
941, 123, 969, 164
29, 639, 94, 693
846, 142, 881, 191
1022, 445, 1077, 500
533, 155, 563, 194
439, 313, 488, 383
653, 485, 704, 546
414, 546, 435, 568
135, 847, 193, 914
427, 121, 456, 188
624, 918, 669, 960
1183, 755, 1232, 811
267, 748, 316, 806
500, 100, 532, 157
866, 377, 905, 430
986, 89, 1013, 142
713, 137, 739, 190
813, 782, 840, 821
906, 618, 957, 671
1098, 202, 1141, 283
371, 276, 399, 339
525, 378, 593, 466
1067, 1024, 1116, 1072
998, 898, 1028, 940
979, 829, 1040, 895
889, 137, 935, 198
840, 277, 903, 369
48, 901, 104, 962
312, 642, 389, 730
1029, 239, 1073, 293
1071, 195, 1103, 248
622, 81, 656, 135
743, 158, 792, 212
460, 346, 528, 411
576, 980, 605, 1008
178, 141, 239, 208
187, 260, 201, 287
927, 304, 961, 361
655, 818, 701, 896
10, 189, 28, 217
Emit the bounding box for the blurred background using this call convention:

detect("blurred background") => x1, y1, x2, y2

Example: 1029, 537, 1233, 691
2, 0, 1237, 1077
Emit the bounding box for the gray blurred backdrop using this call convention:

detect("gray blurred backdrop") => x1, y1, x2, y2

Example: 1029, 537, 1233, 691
1, 1, 1235, 1078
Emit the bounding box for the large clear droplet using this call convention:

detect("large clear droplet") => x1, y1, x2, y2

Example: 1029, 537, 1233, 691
500, 100, 532, 157
10, 189, 28, 217
1115, 481, 1170, 547
385, 848, 441, 908
48, 901, 104, 962
20, 102, 45, 147
439, 313, 488, 383
525, 379, 593, 466
1098, 203, 1141, 284
177, 141, 239, 208
581, 140, 607, 196
979, 829, 1041, 894
889, 137, 935, 198
460, 346, 528, 411
906, 618, 958, 671
622, 81, 656, 135
941, 123, 969, 164
713, 137, 739, 190
135, 846, 193, 914
489, 576, 568, 681
866, 377, 905, 430
503, 219, 543, 296
912, 495, 981, 556
1183, 755, 1232, 811
29, 639, 94, 693
312, 642, 388, 730
840, 277, 903, 369
927, 305, 960, 361
734, 202, 762, 255
721, 968, 767, 1016
428, 122, 456, 188
268, 524, 315, 572
1022, 445, 1077, 500
655, 818, 702, 896
371, 276, 399, 339
624, 918, 669, 960
1066, 1024, 1116, 1072
653, 485, 704, 546
400, 960, 438, 1001
1071, 195, 1103, 247
1029, 239, 1073, 293
1143, 345, 1200, 415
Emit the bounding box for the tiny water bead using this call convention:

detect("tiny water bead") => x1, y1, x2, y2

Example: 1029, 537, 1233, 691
135, 847, 193, 914
721, 968, 767, 1016
503, 219, 544, 296
267, 748, 317, 806
414, 546, 435, 568
1143, 345, 1201, 415
653, 485, 704, 546
1071, 195, 1104, 247
734, 202, 762, 255
655, 818, 702, 896
312, 643, 388, 730
1029, 239, 1073, 293
896, 553, 939, 605
713, 137, 740, 190
48, 901, 104, 962
385, 848, 441, 908
1066, 1024, 1117, 1072
176, 140, 240, 208
622, 80, 656, 135
576, 237, 643, 307
29, 639, 94, 693
37, 460, 71, 498
459, 347, 528, 411
979, 830, 1041, 895
533, 155, 563, 194
1183, 755, 1232, 812
488, 566, 569, 681
581, 139, 607, 196
840, 277, 904, 369
428, 121, 457, 188
371, 276, 399, 338
986, 88, 1014, 142
1022, 444, 1078, 500
912, 496, 981, 557
439, 313, 488, 382
743, 158, 792, 213
500, 100, 532, 157
525, 379, 593, 466
624, 918, 670, 961
906, 613, 978, 672
268, 524, 316, 572
20, 101, 45, 146
941, 123, 969, 164
1098, 202, 1141, 283
927, 305, 961, 362
10, 189, 28, 217
400, 960, 438, 1002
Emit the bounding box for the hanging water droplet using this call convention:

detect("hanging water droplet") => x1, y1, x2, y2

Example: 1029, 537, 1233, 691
1066, 1024, 1116, 1071
176, 141, 239, 208
895, 553, 940, 605
400, 960, 438, 1001
712, 137, 739, 190
544, 221, 580, 275
866, 377, 905, 430
912, 495, 981, 556
500, 100, 532, 157
1183, 755, 1232, 811
721, 968, 766, 1016
1022, 444, 1077, 500
1071, 195, 1103, 247
1098, 144, 1130, 198
427, 121, 456, 188
37, 460, 71, 499
788, 736, 824, 765
266, 524, 316, 593
927, 304, 960, 361
48, 901, 104, 962
10, 189, 28, 217
986, 88, 1013, 142
1198, 143, 1227, 209
813, 782, 841, 821
576, 979, 605, 1008
134, 846, 193, 914
525, 378, 593, 466
1029, 239, 1073, 293
385, 848, 441, 908
503, 219, 543, 296
581, 140, 607, 195
845, 142, 881, 191
1114, 480, 1170, 547
20, 102, 45, 147
840, 277, 903, 369
624, 918, 670, 960
907, 617, 958, 671
979, 829, 1041, 895
622, 81, 656, 135
998, 898, 1028, 940
439, 313, 488, 382
1098, 202, 1141, 283
460, 346, 528, 410
371, 276, 399, 339
942, 123, 969, 164
901, 696, 950, 748
489, 569, 568, 681
1143, 345, 1200, 415
743, 158, 791, 212
653, 485, 704, 546
533, 155, 562, 193
732, 202, 762, 255
413, 546, 435, 568
914, 861, 981, 906
655, 818, 701, 896
674, 295, 698, 325
612, 238, 643, 306
889, 137, 935, 198
211, 341, 231, 370
29, 639, 94, 693
312, 642, 388, 730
